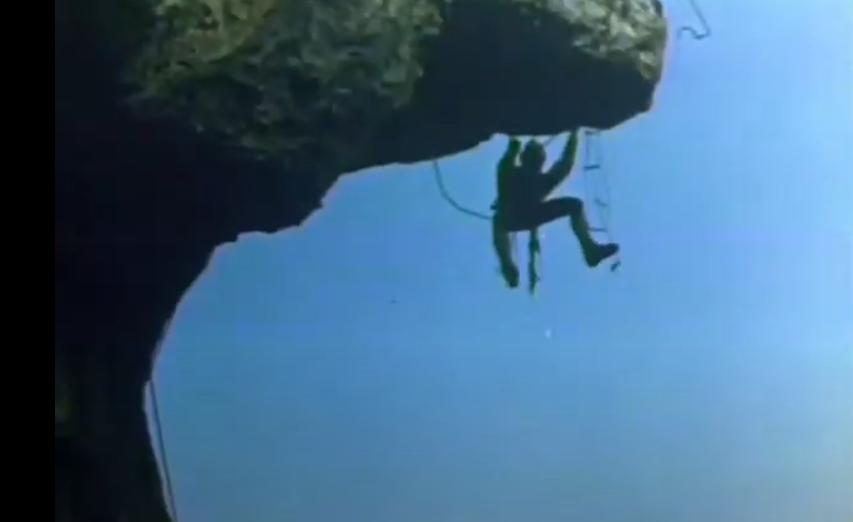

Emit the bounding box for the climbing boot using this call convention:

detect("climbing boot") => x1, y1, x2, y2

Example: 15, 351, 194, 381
500, 261, 520, 288
582, 242, 619, 267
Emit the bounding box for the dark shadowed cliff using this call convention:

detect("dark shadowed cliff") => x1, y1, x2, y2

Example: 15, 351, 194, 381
55, 1, 667, 520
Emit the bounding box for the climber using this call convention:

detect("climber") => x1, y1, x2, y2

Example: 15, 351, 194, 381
491, 130, 619, 288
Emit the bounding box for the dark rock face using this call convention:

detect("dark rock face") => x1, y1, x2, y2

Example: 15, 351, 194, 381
55, 1, 666, 520
356, 0, 667, 170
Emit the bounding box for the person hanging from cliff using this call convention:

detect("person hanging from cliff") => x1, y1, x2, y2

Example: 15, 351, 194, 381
491, 129, 619, 289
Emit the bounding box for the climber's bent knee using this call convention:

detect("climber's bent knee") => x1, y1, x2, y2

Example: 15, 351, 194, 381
522, 197, 583, 228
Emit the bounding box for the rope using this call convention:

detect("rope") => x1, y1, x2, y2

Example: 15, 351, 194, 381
148, 322, 179, 521
431, 133, 562, 221
678, 0, 711, 40
148, 379, 179, 520
431, 160, 491, 220
581, 130, 621, 271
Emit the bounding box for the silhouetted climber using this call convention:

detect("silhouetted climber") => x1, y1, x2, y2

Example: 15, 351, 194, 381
491, 130, 619, 288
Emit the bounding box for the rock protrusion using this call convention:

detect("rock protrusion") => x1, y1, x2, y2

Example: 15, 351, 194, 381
55, 2, 668, 521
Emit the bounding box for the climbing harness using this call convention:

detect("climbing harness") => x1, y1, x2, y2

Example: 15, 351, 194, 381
678, 0, 711, 40
581, 130, 621, 271
148, 323, 179, 521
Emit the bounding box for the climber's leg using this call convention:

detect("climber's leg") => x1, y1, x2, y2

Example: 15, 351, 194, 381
529, 197, 619, 267
491, 215, 519, 287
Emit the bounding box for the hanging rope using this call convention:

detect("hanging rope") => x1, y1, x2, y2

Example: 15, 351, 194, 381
432, 153, 528, 285
431, 133, 562, 221
148, 323, 179, 521
431, 159, 491, 220
678, 0, 711, 40
581, 130, 621, 271
149, 379, 178, 520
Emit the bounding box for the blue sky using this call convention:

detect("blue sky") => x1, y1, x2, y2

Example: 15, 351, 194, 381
151, 2, 851, 521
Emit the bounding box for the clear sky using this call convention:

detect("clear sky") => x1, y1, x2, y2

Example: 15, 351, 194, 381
151, 2, 852, 521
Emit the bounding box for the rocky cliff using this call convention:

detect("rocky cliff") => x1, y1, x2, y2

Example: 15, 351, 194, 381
55, 1, 667, 520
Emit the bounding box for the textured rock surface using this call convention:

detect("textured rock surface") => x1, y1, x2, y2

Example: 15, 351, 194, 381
357, 0, 668, 170
126, 0, 444, 180
55, 1, 667, 520
121, 0, 666, 174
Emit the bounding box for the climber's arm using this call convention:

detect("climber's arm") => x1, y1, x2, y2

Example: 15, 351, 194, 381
542, 128, 580, 189
497, 137, 521, 190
